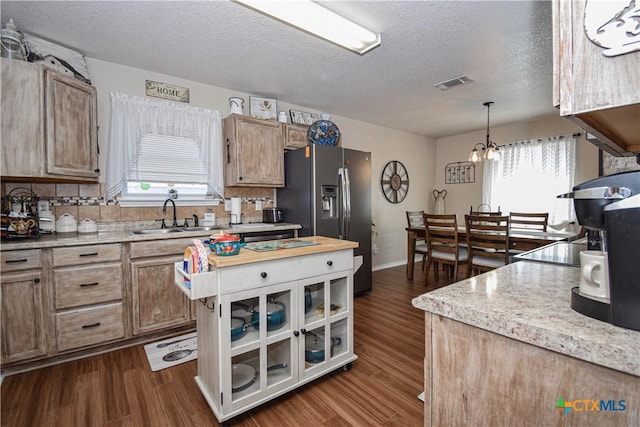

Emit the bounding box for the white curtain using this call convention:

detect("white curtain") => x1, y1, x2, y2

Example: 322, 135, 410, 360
104, 92, 224, 200
482, 134, 577, 226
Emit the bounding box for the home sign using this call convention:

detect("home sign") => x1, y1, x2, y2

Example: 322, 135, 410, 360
145, 80, 190, 103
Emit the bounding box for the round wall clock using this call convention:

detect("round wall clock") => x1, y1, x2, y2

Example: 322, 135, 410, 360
381, 160, 409, 203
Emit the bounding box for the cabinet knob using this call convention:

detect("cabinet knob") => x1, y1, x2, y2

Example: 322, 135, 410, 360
33, 277, 40, 283
293, 330, 299, 337
260, 272, 267, 278
300, 328, 307, 335
94, 168, 100, 173
327, 260, 333, 266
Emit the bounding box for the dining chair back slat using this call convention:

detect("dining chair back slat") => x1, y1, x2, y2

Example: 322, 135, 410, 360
406, 210, 428, 274
509, 212, 548, 232
465, 214, 510, 277
424, 214, 468, 282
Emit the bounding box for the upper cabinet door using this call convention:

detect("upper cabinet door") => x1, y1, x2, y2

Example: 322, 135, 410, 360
224, 114, 284, 187
0, 59, 46, 177
553, 0, 640, 155
45, 70, 99, 180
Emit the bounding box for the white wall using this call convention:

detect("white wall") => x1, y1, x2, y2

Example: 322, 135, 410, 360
85, 58, 435, 270
434, 115, 600, 220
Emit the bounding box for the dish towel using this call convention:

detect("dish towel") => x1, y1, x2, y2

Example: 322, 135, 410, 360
183, 239, 209, 288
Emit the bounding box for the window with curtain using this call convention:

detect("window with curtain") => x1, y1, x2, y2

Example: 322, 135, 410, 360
104, 92, 224, 205
482, 134, 577, 227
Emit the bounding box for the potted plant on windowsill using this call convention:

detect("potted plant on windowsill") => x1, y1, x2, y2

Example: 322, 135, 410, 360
168, 188, 178, 199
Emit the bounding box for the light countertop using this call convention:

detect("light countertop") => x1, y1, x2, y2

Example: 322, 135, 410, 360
412, 261, 640, 377
0, 223, 302, 250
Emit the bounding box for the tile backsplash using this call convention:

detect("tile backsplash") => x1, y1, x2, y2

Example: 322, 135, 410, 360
1, 181, 275, 226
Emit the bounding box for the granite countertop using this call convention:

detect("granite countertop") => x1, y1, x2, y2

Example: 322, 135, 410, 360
412, 261, 640, 377
0, 223, 302, 250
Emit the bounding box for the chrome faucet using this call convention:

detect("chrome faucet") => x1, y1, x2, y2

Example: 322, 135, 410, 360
163, 198, 178, 227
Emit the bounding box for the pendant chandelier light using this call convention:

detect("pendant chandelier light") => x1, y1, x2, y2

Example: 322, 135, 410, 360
468, 101, 501, 162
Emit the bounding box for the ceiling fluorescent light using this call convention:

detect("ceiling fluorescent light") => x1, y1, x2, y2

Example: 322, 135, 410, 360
234, 0, 381, 55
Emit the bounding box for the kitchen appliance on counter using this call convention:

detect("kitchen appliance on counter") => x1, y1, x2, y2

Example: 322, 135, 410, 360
37, 199, 55, 233
262, 208, 283, 223
277, 145, 372, 295
558, 170, 640, 331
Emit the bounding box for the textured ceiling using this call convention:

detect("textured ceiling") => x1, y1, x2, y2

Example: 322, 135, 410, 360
1, 1, 557, 138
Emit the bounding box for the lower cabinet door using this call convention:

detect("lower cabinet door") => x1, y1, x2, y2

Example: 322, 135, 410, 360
131, 256, 192, 335
1, 270, 47, 363
55, 302, 125, 352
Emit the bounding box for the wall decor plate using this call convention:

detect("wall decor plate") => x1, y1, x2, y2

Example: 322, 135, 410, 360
307, 120, 340, 146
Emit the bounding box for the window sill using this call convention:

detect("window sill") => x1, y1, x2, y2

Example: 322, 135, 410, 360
117, 197, 221, 208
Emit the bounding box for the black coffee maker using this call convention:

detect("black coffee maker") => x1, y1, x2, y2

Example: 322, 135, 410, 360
558, 170, 640, 331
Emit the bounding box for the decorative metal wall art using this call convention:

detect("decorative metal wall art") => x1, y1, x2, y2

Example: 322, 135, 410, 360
445, 161, 475, 184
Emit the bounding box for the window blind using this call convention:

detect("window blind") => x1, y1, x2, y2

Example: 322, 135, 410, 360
132, 133, 209, 184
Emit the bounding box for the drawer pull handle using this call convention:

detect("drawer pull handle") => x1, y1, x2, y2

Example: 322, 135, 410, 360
79, 252, 99, 257
34, 277, 40, 283
327, 260, 333, 266
260, 272, 267, 278
82, 322, 101, 329
80, 282, 99, 288
5, 258, 28, 264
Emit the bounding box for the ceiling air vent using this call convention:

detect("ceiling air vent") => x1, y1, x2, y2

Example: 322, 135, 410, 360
434, 75, 473, 90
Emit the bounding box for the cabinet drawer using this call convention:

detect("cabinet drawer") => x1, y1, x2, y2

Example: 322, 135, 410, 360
53, 263, 123, 309
52, 244, 121, 267
1, 249, 42, 272
219, 250, 353, 294
130, 236, 210, 259
55, 302, 124, 352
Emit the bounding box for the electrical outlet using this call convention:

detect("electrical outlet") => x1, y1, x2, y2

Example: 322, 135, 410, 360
373, 244, 378, 255
256, 200, 262, 211
224, 199, 231, 211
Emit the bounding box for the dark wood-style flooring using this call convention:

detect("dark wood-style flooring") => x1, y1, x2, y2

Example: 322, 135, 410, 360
1, 263, 462, 426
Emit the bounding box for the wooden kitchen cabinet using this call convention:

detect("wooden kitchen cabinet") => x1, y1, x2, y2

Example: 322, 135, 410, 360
173, 239, 357, 423
0, 58, 98, 181
223, 114, 284, 187
129, 237, 205, 335
283, 123, 309, 150
0, 250, 48, 363
552, 0, 640, 155
51, 244, 125, 352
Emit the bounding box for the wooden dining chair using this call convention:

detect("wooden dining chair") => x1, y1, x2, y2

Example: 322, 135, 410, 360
406, 210, 429, 272
509, 212, 549, 231
423, 214, 468, 282
465, 214, 510, 277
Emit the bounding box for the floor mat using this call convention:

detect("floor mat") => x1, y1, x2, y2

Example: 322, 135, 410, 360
143, 332, 197, 372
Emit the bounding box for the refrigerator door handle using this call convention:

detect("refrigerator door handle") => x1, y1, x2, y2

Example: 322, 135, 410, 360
344, 167, 351, 239
338, 167, 347, 239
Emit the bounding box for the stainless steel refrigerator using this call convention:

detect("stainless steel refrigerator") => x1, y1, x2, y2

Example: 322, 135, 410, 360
277, 145, 372, 295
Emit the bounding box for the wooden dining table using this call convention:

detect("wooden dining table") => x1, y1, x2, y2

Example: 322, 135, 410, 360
405, 225, 580, 279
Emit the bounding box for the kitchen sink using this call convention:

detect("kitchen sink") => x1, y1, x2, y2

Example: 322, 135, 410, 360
187, 226, 228, 232
129, 228, 186, 235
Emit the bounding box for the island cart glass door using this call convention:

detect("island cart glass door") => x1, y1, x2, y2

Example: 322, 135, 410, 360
220, 282, 297, 412
299, 271, 352, 378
